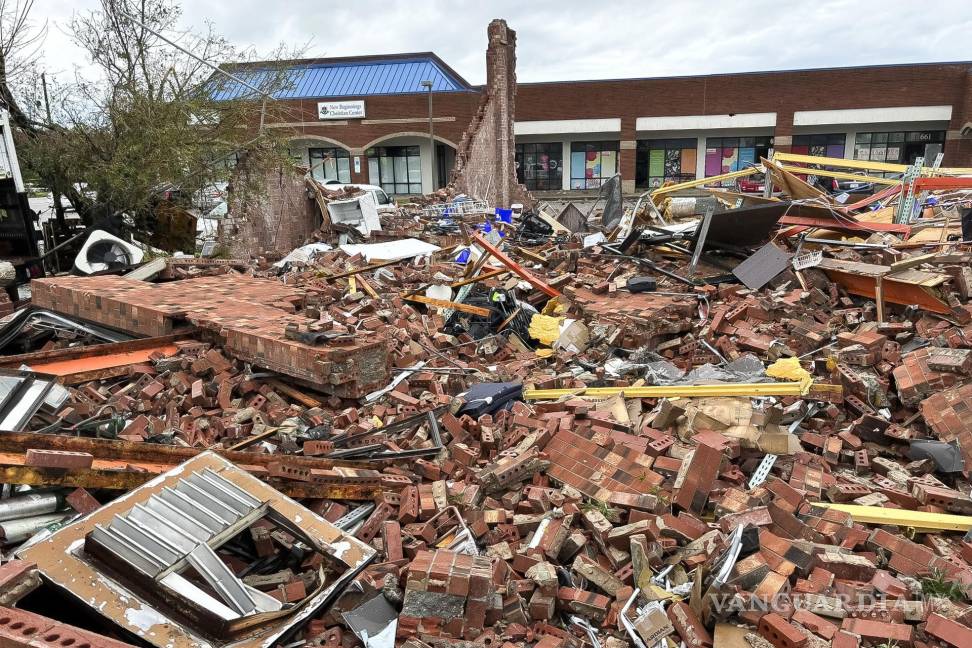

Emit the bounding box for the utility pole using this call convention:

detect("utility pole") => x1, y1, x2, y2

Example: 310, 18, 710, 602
40, 73, 65, 230
421, 80, 435, 190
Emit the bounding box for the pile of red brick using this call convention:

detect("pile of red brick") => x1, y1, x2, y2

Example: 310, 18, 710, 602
11, 233, 972, 648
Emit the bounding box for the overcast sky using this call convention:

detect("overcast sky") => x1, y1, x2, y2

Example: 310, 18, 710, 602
31, 0, 972, 86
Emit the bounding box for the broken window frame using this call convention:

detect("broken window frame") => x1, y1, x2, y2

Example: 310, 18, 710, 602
323, 406, 445, 460
19, 451, 377, 648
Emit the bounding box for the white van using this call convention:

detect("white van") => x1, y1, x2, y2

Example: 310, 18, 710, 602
322, 182, 396, 214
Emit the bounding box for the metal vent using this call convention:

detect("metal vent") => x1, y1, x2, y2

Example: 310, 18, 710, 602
87, 467, 280, 616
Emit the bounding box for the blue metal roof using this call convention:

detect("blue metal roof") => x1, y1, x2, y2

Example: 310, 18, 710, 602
212, 56, 470, 100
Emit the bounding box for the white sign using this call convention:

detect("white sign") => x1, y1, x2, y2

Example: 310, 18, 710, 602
318, 100, 365, 120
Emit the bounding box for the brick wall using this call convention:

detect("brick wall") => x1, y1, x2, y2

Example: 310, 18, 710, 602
513, 62, 972, 166
221, 151, 321, 257
264, 60, 972, 185
448, 19, 532, 206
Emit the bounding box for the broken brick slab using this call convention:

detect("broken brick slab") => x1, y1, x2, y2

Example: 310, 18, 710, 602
31, 275, 389, 398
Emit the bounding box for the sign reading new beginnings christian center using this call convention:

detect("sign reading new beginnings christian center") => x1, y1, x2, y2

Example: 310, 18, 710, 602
317, 100, 366, 120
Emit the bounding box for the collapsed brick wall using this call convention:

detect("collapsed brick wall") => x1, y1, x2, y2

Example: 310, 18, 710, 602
448, 19, 533, 208
220, 152, 321, 258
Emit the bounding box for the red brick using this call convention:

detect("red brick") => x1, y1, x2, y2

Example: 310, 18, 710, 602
924, 613, 972, 647
758, 612, 807, 648
24, 449, 93, 470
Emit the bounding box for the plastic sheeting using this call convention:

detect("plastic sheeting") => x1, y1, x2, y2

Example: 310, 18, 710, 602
340, 238, 440, 262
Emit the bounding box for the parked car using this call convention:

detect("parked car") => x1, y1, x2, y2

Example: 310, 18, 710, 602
808, 171, 874, 197
736, 173, 767, 193
322, 182, 396, 214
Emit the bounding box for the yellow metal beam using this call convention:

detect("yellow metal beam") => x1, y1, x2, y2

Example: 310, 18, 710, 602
776, 165, 902, 187
774, 152, 972, 176
523, 381, 809, 400
816, 503, 972, 532
650, 167, 759, 198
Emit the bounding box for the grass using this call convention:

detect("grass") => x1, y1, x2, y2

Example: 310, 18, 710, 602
580, 499, 612, 517
920, 569, 966, 601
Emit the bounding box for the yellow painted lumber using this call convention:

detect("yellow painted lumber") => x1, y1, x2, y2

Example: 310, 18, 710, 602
816, 503, 972, 532
776, 165, 901, 186
774, 151, 972, 176
523, 381, 808, 400
650, 167, 759, 197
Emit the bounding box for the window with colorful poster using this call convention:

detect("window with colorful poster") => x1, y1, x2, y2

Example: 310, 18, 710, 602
515, 142, 563, 191
792, 133, 845, 159
703, 136, 772, 184
569, 141, 619, 190
635, 138, 697, 188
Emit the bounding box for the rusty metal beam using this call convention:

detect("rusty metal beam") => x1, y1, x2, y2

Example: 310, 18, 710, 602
0, 431, 376, 470
0, 464, 376, 499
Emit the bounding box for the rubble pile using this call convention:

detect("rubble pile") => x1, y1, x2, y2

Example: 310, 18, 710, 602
0, 155, 972, 647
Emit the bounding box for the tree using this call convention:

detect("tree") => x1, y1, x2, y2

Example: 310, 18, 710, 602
3, 0, 302, 248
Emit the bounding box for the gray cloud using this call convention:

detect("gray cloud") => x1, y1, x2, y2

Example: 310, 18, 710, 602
31, 0, 972, 86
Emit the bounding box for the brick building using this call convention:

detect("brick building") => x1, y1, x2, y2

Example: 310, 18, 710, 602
219, 32, 972, 200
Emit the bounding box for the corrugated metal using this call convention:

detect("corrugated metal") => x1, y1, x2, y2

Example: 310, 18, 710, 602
212, 57, 468, 100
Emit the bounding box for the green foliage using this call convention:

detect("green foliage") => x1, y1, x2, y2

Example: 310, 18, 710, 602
9, 0, 301, 248
920, 569, 967, 601
580, 499, 612, 517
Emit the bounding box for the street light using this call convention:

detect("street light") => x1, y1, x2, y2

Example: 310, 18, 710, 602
420, 80, 435, 190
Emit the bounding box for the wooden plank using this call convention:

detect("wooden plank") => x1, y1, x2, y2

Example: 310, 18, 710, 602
888, 252, 940, 272
404, 294, 492, 316
535, 207, 572, 235
448, 268, 509, 288
265, 379, 322, 408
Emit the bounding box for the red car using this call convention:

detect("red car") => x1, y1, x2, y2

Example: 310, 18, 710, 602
736, 173, 766, 193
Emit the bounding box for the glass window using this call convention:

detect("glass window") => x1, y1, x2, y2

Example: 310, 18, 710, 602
635, 138, 697, 189
854, 131, 946, 167
515, 143, 563, 191
703, 136, 772, 183
792, 134, 846, 159
367, 146, 422, 195
309, 147, 351, 184
569, 141, 619, 190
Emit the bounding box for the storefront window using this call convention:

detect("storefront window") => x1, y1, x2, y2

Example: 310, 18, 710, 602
309, 147, 351, 184
515, 143, 562, 191
792, 134, 845, 158
704, 137, 773, 182
635, 138, 697, 188
367, 146, 422, 194
569, 141, 618, 190
854, 131, 945, 166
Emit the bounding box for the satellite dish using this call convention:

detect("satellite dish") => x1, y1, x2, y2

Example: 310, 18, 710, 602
73, 230, 145, 275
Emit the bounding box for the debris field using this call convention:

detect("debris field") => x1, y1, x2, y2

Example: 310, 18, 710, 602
1, 154, 972, 648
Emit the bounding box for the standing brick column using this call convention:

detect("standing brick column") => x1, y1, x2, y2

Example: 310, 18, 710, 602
448, 20, 532, 207
946, 68, 972, 167
620, 120, 637, 194
774, 112, 795, 155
